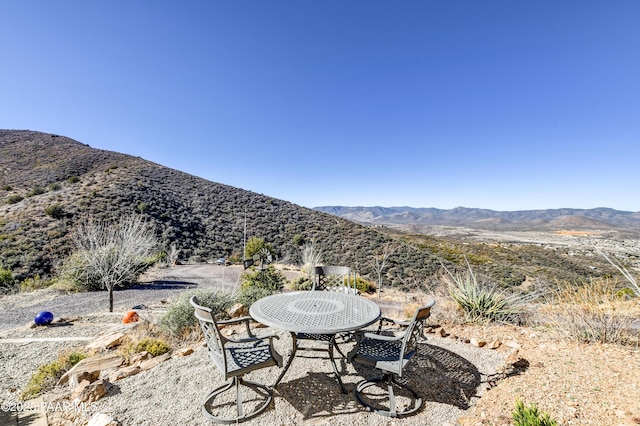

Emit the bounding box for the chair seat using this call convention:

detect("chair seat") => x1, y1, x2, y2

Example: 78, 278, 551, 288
295, 332, 334, 341
220, 340, 280, 376
351, 338, 412, 372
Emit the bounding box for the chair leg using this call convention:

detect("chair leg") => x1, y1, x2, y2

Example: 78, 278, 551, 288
201, 376, 273, 424
354, 373, 423, 418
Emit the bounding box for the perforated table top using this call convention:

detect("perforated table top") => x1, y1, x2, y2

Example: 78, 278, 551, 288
249, 291, 381, 334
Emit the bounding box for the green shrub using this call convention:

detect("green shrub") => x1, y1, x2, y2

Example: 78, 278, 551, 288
56, 252, 99, 291
512, 399, 558, 426
134, 338, 171, 356
293, 234, 305, 246
67, 176, 80, 184
238, 266, 285, 306
237, 285, 274, 306
158, 289, 236, 336
21, 351, 87, 400
48, 183, 61, 191
27, 186, 46, 197
45, 204, 65, 219
0, 267, 15, 293
137, 201, 148, 213
6, 195, 24, 204
291, 276, 313, 290
1, 184, 12, 191
20, 275, 51, 292
244, 236, 274, 259
355, 276, 376, 294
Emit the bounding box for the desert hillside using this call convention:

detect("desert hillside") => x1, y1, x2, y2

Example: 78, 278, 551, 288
0, 130, 624, 290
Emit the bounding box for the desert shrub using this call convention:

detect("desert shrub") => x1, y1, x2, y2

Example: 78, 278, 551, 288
56, 252, 99, 291
20, 275, 51, 292
27, 186, 46, 197
48, 183, 61, 191
541, 279, 638, 345
291, 276, 313, 290
444, 261, 531, 324
0, 267, 15, 294
293, 234, 305, 246
6, 195, 24, 204
137, 201, 148, 213
237, 265, 285, 306
237, 285, 274, 307
512, 399, 558, 426
1, 184, 11, 191
67, 176, 80, 183
355, 276, 376, 294
244, 236, 274, 259
135, 338, 171, 356
21, 350, 87, 400
158, 289, 235, 336
45, 204, 65, 219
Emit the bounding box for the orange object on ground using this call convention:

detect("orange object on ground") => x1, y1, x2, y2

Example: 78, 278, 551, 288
123, 311, 139, 324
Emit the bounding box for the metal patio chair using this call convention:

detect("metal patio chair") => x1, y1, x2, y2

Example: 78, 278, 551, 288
190, 296, 283, 423
312, 265, 358, 294
347, 299, 436, 417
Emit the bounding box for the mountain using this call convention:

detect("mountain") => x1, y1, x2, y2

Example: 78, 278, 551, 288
313, 206, 640, 232
0, 130, 618, 290
0, 130, 441, 285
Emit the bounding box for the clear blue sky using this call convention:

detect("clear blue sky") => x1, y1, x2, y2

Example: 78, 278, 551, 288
2, 1, 639, 212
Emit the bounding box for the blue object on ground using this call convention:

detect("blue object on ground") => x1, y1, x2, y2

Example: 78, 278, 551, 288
34, 311, 54, 326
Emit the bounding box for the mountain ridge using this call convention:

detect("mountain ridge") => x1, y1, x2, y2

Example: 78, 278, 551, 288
313, 205, 640, 232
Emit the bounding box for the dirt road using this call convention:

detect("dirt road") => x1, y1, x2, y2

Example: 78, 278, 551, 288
0, 265, 245, 332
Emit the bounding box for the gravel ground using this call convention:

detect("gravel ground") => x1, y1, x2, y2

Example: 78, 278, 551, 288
1, 314, 506, 426
0, 265, 508, 425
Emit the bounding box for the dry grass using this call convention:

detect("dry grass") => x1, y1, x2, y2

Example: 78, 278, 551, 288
540, 278, 640, 345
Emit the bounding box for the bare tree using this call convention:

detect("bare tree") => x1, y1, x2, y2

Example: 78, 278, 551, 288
301, 241, 323, 280
371, 242, 400, 298
72, 215, 158, 312
166, 243, 181, 266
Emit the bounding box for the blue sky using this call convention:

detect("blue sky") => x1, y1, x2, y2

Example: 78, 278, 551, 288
2, 2, 639, 211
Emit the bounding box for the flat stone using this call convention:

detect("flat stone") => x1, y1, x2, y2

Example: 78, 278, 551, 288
59, 354, 124, 385
138, 353, 171, 371
85, 332, 125, 351
108, 365, 141, 381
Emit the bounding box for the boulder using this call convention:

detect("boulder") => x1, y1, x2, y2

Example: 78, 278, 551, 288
71, 379, 111, 403
88, 412, 120, 426
227, 303, 248, 318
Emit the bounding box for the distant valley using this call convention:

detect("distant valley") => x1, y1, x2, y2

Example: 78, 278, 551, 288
313, 206, 640, 234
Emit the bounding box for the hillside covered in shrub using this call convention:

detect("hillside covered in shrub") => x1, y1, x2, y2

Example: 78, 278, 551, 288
0, 130, 617, 291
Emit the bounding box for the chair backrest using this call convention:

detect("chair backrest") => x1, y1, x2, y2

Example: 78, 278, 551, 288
190, 295, 229, 377
313, 265, 357, 293
399, 299, 436, 363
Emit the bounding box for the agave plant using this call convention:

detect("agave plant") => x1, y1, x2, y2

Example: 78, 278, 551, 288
443, 258, 532, 324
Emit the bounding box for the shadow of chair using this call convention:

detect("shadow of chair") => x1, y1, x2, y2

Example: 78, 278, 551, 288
347, 299, 435, 417
277, 340, 491, 422
190, 296, 283, 423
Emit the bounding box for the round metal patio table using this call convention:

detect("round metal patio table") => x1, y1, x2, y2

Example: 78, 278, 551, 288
249, 291, 381, 393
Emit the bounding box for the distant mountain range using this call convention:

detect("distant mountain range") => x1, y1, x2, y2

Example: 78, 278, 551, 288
313, 206, 640, 232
